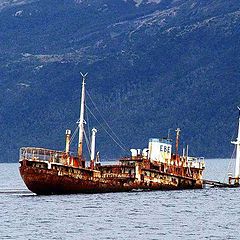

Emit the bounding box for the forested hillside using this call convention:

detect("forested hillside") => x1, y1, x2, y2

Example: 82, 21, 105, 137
0, 0, 239, 162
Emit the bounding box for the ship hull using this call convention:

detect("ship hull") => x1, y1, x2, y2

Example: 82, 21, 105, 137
19, 160, 203, 195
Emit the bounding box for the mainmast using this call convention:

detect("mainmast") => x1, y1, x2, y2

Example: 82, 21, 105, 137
175, 128, 181, 161
78, 72, 88, 159
231, 107, 240, 185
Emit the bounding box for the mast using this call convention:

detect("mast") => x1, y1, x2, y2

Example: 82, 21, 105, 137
175, 128, 181, 159
175, 128, 181, 168
78, 72, 88, 159
231, 107, 240, 185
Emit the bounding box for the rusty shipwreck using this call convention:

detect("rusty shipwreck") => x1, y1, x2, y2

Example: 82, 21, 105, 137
19, 73, 205, 195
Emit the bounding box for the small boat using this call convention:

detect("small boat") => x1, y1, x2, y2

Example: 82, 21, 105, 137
228, 107, 240, 186
19, 73, 205, 195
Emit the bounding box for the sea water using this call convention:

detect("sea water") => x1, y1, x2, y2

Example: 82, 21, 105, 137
0, 159, 239, 240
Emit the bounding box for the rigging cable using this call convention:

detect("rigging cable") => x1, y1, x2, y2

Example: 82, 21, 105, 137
86, 104, 128, 153
83, 128, 91, 157
224, 145, 236, 183
67, 119, 91, 158
70, 124, 79, 145
223, 119, 239, 182
85, 101, 91, 143
86, 90, 128, 151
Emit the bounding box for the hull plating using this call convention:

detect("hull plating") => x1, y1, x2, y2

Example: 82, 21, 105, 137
19, 161, 203, 195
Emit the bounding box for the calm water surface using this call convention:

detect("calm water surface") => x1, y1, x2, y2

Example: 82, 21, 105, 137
0, 159, 239, 240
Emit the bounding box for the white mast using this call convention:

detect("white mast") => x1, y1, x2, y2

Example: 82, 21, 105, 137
231, 107, 240, 184
78, 72, 88, 158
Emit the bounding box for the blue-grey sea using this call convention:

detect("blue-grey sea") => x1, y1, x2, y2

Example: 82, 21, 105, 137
0, 159, 240, 240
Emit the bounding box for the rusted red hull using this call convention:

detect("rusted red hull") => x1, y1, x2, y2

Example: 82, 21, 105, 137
19, 160, 203, 195
20, 165, 132, 194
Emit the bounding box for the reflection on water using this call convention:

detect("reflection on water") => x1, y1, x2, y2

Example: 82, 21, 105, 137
0, 189, 32, 194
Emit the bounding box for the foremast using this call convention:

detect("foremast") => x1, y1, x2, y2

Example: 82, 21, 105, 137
78, 73, 88, 159
231, 107, 240, 185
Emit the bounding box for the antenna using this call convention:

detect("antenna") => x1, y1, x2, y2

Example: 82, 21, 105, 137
167, 128, 172, 140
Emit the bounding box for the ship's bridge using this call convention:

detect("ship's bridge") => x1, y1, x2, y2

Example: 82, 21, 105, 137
148, 138, 172, 163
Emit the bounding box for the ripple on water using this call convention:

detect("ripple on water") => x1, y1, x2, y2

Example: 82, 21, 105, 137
1, 161, 240, 239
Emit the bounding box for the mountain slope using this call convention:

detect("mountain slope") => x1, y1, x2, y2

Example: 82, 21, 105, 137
0, 0, 239, 162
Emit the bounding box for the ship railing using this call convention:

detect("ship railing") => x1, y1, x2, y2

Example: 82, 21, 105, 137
119, 156, 143, 163
102, 173, 135, 179
187, 156, 205, 169
187, 156, 205, 162
19, 147, 66, 165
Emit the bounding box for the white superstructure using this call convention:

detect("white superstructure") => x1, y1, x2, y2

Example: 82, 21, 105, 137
148, 138, 172, 163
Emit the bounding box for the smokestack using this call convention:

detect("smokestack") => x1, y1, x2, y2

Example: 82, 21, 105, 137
65, 129, 71, 154
91, 128, 97, 161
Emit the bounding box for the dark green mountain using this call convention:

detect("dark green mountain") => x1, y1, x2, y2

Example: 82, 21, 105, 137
0, 0, 239, 162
